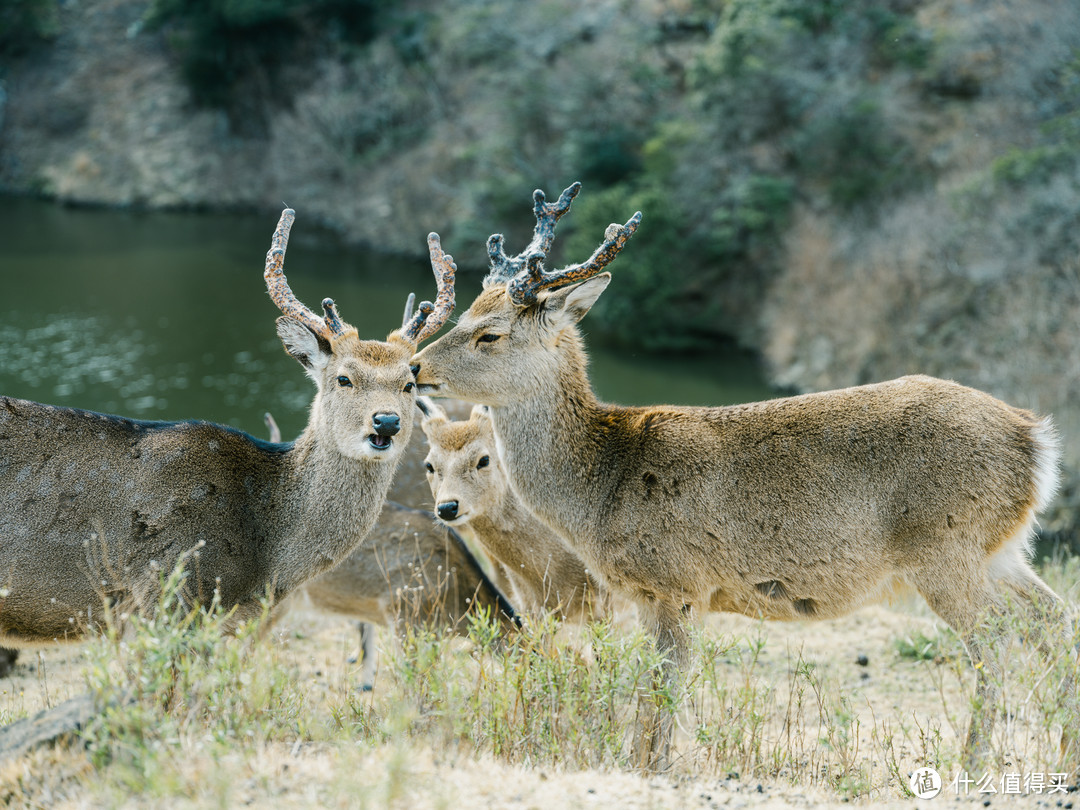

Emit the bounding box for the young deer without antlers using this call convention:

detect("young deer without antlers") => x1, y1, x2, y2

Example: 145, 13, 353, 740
262, 413, 520, 690
410, 182, 1076, 769
0, 210, 455, 645
417, 398, 609, 623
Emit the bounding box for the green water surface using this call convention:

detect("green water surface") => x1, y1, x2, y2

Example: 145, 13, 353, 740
0, 197, 776, 441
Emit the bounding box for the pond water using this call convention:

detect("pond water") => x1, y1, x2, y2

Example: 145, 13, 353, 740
0, 197, 775, 440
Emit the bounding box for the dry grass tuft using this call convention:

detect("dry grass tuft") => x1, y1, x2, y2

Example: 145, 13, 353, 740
0, 556, 1076, 807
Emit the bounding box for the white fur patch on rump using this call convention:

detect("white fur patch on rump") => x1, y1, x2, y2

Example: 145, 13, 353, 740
1030, 415, 1061, 513
986, 416, 1060, 580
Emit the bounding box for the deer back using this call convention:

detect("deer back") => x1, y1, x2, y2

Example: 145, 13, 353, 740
302, 500, 518, 635
0, 396, 292, 640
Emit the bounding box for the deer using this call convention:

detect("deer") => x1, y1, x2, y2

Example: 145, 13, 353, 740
416, 397, 609, 623
409, 182, 1077, 770
0, 207, 455, 648
261, 412, 520, 690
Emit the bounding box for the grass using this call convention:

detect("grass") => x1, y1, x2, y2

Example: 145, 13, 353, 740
893, 626, 963, 663
0, 557, 1076, 806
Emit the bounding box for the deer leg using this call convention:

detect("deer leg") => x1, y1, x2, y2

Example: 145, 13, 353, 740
998, 562, 1079, 765
0, 647, 18, 677
632, 598, 690, 772
356, 621, 376, 692
916, 573, 1009, 770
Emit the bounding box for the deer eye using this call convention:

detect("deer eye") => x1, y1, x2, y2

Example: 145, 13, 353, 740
337, 375, 353, 388
477, 455, 490, 469
403, 382, 414, 393
425, 462, 434, 473
476, 334, 501, 344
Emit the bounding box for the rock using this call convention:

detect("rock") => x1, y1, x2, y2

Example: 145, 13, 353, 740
0, 693, 99, 762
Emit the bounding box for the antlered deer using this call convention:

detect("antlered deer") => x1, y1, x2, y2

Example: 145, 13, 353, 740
261, 412, 520, 690
0, 209, 454, 645
417, 397, 608, 623
410, 182, 1076, 768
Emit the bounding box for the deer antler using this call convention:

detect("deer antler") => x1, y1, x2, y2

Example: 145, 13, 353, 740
484, 182, 581, 287
507, 212, 642, 306
490, 183, 641, 306
264, 208, 357, 341
400, 233, 456, 344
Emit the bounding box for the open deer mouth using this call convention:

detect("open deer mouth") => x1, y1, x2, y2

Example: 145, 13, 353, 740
367, 434, 393, 450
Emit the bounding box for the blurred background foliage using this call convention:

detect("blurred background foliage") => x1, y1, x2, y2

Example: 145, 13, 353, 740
0, 0, 58, 58
141, 0, 383, 134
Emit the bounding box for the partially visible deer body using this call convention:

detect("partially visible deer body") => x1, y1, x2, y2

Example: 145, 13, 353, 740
300, 500, 519, 688
261, 413, 519, 690
410, 182, 1076, 768
417, 398, 608, 623
0, 210, 455, 645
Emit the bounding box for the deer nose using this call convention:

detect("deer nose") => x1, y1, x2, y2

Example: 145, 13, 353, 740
372, 412, 401, 437
437, 500, 459, 521
410, 363, 420, 377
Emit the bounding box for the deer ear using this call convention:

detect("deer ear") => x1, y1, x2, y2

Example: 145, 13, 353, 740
416, 395, 448, 426
470, 404, 492, 423
276, 316, 332, 375
541, 273, 611, 326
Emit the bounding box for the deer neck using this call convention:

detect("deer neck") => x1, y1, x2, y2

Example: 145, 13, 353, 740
488, 332, 606, 542
465, 482, 550, 566
273, 429, 397, 592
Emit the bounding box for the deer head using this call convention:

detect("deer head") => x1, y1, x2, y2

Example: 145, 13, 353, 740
266, 209, 455, 459
410, 183, 639, 405
416, 399, 506, 524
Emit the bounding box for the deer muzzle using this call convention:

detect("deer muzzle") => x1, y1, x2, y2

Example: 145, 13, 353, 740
436, 500, 460, 521
369, 412, 401, 450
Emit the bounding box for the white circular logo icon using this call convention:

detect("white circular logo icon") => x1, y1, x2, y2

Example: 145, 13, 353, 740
909, 767, 942, 799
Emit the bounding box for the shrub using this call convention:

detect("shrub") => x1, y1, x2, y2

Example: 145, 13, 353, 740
143, 0, 385, 111
0, 0, 58, 59
566, 173, 792, 352
80, 559, 301, 784
792, 94, 920, 208
991, 145, 1079, 188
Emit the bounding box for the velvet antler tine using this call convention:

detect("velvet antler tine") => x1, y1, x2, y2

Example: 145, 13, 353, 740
402, 292, 416, 328
416, 233, 457, 342
264, 412, 282, 443
321, 298, 349, 338
401, 233, 457, 344
508, 210, 641, 306
528, 182, 580, 258
485, 233, 512, 284
483, 182, 582, 287
264, 208, 355, 340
